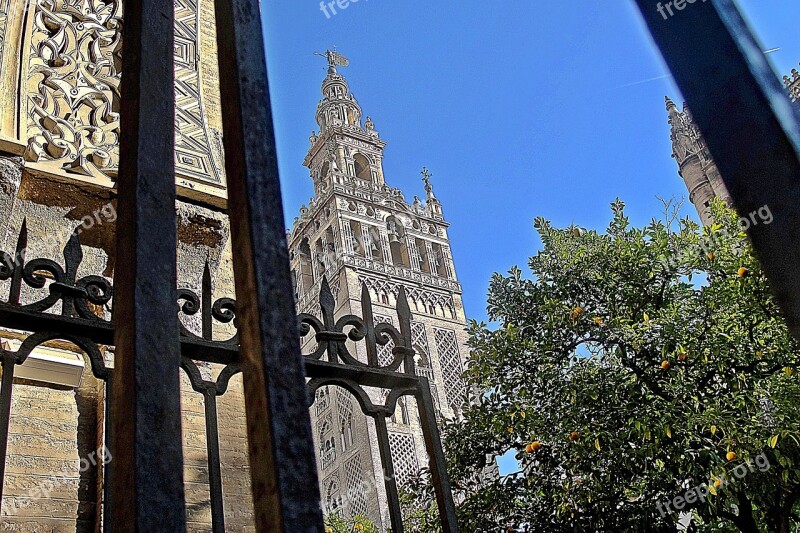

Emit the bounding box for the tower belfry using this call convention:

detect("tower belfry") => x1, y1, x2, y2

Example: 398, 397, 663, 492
289, 51, 470, 526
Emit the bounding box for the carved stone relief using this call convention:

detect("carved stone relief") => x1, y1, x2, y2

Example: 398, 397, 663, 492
20, 0, 225, 193
0, 0, 10, 75
24, 0, 123, 180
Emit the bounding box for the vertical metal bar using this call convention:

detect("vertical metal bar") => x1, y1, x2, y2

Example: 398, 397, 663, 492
361, 284, 378, 367
631, 0, 800, 337
396, 287, 415, 374
213, 0, 324, 529
374, 414, 404, 532
320, 278, 339, 363
202, 263, 213, 341
103, 378, 114, 533
415, 378, 458, 532
8, 220, 25, 306
204, 390, 226, 533
0, 353, 16, 503
111, 0, 186, 530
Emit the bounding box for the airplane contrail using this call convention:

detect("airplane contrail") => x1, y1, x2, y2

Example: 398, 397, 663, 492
617, 48, 781, 89
614, 74, 671, 89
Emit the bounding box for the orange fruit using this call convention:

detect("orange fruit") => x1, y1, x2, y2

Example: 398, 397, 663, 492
569, 431, 581, 442
726, 451, 737, 462
570, 307, 584, 321
593, 317, 603, 326
678, 352, 687, 362
738, 267, 749, 278
527, 441, 542, 453
707, 252, 715, 261
661, 360, 671, 370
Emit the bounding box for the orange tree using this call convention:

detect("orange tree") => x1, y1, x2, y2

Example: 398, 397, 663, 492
428, 200, 800, 532
324, 513, 379, 533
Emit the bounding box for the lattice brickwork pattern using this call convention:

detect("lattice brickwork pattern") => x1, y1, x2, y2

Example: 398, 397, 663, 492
336, 388, 354, 418
374, 314, 394, 366
434, 327, 465, 411
358, 274, 456, 318
345, 453, 369, 516
388, 432, 419, 487
318, 412, 333, 437
411, 321, 430, 357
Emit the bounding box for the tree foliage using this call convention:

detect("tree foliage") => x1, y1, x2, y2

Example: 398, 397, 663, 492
324, 513, 379, 533
425, 200, 800, 532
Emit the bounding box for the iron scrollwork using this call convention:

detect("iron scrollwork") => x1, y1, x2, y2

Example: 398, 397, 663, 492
0, 221, 457, 532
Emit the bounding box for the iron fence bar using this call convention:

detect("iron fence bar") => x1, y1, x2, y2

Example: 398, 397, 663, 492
102, 376, 114, 533
213, 0, 324, 529
416, 377, 458, 532
7, 218, 25, 306
0, 352, 16, 503
373, 414, 405, 532
0, 304, 238, 364
632, 0, 800, 338
305, 359, 421, 389
203, 388, 226, 533
111, 0, 186, 530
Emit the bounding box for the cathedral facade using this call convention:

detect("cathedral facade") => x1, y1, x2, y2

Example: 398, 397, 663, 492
667, 64, 800, 224
288, 52, 470, 526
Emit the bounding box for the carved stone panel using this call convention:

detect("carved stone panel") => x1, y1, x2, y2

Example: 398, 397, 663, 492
14, 0, 226, 201
0, 0, 10, 74
23, 0, 123, 180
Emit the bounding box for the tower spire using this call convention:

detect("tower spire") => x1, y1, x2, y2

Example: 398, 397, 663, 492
312, 48, 362, 134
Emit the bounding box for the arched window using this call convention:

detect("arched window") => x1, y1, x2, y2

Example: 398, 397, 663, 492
325, 478, 341, 514
340, 414, 354, 451
391, 398, 410, 425
298, 238, 314, 291
386, 216, 410, 267
353, 153, 371, 182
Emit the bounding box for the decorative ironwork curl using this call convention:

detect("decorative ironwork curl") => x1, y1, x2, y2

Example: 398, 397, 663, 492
306, 377, 415, 418
180, 356, 242, 397
299, 277, 416, 374
177, 262, 238, 345
0, 220, 113, 320
7, 330, 111, 381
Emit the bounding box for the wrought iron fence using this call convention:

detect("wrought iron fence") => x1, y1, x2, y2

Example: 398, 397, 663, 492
0, 219, 457, 532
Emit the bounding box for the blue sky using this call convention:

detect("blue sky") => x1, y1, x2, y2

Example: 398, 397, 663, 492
262, 1, 800, 326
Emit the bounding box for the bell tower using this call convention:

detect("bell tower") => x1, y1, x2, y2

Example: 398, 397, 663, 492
665, 96, 731, 225
305, 49, 387, 200
667, 62, 800, 224
288, 51, 470, 527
